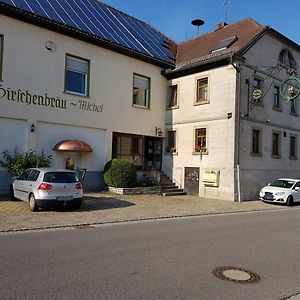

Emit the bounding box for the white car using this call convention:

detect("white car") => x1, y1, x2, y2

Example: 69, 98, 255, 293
259, 178, 300, 206
10, 168, 83, 211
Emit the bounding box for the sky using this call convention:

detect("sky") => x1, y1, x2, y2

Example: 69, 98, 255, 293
101, 0, 300, 45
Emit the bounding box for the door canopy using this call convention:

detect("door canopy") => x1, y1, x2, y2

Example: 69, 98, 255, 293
53, 140, 92, 152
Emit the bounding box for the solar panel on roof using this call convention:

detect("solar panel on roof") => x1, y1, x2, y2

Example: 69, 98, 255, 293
0, 0, 174, 64
211, 35, 238, 53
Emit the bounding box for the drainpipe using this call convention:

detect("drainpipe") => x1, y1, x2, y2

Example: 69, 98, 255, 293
231, 58, 242, 203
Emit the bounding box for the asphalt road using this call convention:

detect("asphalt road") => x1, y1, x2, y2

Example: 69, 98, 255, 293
1, 208, 300, 300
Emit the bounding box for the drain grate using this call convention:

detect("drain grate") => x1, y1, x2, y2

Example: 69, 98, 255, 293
213, 266, 260, 283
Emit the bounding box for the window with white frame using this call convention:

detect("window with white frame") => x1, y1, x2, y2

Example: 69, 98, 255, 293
166, 130, 176, 153
133, 74, 150, 108
194, 128, 207, 152
65, 55, 89, 96
168, 84, 178, 108
196, 77, 208, 103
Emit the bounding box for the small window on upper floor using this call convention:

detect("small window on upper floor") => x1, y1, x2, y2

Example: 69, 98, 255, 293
251, 129, 262, 156
196, 77, 209, 104
168, 84, 178, 108
0, 34, 3, 81
279, 49, 298, 72
65, 55, 89, 96
273, 86, 281, 110
272, 132, 281, 158
133, 74, 150, 109
289, 135, 297, 159
291, 99, 298, 115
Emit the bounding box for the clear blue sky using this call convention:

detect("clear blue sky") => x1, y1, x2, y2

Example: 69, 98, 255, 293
101, 0, 300, 45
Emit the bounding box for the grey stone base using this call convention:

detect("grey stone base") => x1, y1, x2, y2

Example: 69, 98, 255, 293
108, 186, 161, 195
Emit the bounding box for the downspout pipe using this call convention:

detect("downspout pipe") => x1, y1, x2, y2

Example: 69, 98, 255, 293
231, 58, 242, 203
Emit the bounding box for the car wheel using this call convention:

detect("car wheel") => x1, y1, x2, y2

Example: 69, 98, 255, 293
29, 194, 39, 212
9, 185, 17, 201
286, 195, 294, 206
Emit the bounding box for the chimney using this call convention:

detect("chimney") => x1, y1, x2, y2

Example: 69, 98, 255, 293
215, 22, 228, 30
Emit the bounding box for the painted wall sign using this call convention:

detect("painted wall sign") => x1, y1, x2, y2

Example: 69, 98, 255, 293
0, 85, 103, 113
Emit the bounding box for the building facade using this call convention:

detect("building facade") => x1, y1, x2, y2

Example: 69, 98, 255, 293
0, 1, 299, 201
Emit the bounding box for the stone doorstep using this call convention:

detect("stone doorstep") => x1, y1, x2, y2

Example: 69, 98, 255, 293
108, 186, 161, 195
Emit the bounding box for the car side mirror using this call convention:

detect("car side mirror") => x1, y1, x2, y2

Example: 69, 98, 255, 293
12, 176, 18, 181
267, 183, 271, 186
295, 187, 300, 191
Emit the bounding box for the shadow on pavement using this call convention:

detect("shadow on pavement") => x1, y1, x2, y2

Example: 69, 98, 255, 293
71, 196, 136, 212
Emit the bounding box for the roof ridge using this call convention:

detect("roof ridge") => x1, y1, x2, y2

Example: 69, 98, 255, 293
178, 18, 264, 46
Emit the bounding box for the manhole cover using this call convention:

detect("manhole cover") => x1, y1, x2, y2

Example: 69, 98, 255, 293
213, 266, 260, 283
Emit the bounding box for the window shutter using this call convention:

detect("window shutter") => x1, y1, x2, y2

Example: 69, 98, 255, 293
134, 75, 149, 89
67, 56, 88, 73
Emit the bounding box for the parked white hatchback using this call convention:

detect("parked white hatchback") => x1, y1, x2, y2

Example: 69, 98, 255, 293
259, 178, 300, 206
10, 168, 83, 211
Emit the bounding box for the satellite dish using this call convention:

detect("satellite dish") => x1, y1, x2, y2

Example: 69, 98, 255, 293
191, 19, 205, 36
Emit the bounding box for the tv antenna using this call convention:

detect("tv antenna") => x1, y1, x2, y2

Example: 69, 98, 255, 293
223, 0, 230, 23
191, 19, 205, 36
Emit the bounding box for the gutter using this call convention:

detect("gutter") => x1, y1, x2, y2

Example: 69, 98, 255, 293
230, 58, 242, 202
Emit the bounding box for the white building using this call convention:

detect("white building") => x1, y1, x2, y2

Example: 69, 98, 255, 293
0, 1, 299, 201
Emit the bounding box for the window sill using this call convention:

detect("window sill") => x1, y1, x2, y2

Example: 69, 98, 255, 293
290, 112, 299, 117
272, 107, 282, 112
194, 100, 210, 106
64, 90, 89, 98
132, 104, 149, 110
271, 155, 281, 159
250, 152, 263, 157
193, 150, 208, 155
289, 156, 298, 160
167, 105, 179, 110
165, 151, 178, 156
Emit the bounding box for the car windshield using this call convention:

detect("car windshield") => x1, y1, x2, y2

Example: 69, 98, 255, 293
269, 180, 295, 189
43, 172, 80, 183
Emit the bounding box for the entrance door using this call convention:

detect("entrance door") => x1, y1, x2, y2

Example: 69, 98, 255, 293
64, 153, 80, 170
144, 137, 162, 171
184, 167, 200, 195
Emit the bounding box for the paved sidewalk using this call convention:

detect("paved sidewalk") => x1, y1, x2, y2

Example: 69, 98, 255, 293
0, 192, 289, 232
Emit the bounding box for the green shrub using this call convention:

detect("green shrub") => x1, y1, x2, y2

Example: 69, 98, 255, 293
0, 149, 52, 176
104, 159, 137, 188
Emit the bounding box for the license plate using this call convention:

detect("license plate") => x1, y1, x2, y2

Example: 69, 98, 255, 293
264, 195, 273, 200
57, 196, 73, 201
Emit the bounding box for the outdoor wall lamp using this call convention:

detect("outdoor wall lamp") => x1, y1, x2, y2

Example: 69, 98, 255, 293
30, 124, 35, 133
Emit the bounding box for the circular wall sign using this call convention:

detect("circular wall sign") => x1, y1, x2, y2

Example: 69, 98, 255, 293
252, 89, 262, 100
45, 41, 57, 52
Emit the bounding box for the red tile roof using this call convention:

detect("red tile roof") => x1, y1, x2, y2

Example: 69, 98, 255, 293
176, 19, 266, 66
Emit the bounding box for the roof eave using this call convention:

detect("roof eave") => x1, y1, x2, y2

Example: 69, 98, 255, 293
0, 3, 175, 68
162, 52, 242, 79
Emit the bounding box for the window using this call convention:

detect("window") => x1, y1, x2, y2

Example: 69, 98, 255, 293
196, 77, 208, 103
0, 34, 3, 80
291, 99, 297, 115
252, 129, 261, 155
253, 77, 262, 89
65, 55, 89, 96
272, 132, 280, 157
290, 135, 297, 159
28, 170, 40, 181
133, 74, 150, 108
194, 128, 207, 152
273, 86, 281, 109
131, 138, 140, 155
166, 130, 176, 153
279, 49, 298, 71
168, 85, 178, 108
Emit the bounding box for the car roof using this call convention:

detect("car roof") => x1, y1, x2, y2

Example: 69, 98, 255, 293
28, 168, 76, 173
276, 178, 300, 181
